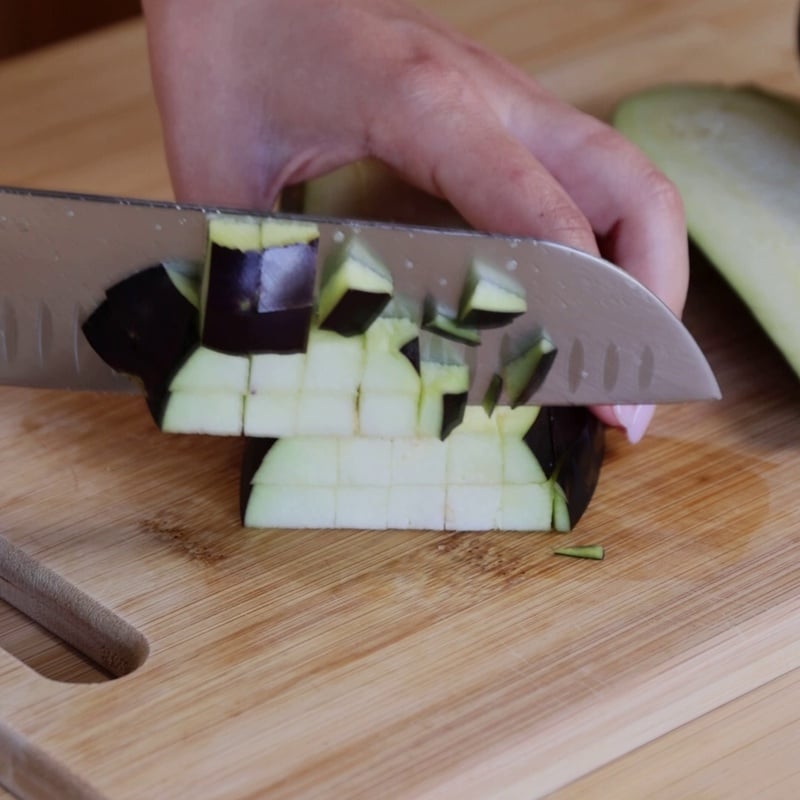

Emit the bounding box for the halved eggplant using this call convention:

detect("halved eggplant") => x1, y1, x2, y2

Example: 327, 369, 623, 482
614, 84, 800, 379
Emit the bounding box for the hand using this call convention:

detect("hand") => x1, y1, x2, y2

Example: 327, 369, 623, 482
142, 0, 689, 442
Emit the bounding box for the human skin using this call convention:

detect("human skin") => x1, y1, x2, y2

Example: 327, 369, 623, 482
141, 0, 689, 442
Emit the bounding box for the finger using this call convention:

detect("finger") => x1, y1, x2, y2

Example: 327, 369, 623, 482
507, 98, 689, 316
369, 74, 600, 255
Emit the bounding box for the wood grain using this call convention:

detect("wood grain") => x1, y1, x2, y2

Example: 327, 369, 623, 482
1, 3, 799, 798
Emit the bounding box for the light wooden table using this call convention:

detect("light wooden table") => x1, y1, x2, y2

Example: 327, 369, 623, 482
1, 3, 799, 798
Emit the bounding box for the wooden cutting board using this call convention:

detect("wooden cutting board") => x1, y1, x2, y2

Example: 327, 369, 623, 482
1, 2, 800, 798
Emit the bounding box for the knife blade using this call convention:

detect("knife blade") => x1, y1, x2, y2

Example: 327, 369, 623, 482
0, 185, 720, 405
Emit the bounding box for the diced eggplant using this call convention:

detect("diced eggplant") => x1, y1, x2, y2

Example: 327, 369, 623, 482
245, 485, 338, 529
243, 393, 299, 437
446, 431, 503, 484
499, 484, 553, 531
422, 294, 481, 345
168, 346, 250, 394
302, 328, 365, 392
418, 361, 469, 440
457, 260, 527, 328
81, 300, 159, 391
296, 392, 358, 436
249, 352, 306, 394
252, 438, 339, 486
501, 330, 557, 407
240, 408, 598, 532
201, 242, 315, 355
156, 391, 245, 436
359, 391, 420, 437
83, 264, 199, 395
317, 239, 393, 336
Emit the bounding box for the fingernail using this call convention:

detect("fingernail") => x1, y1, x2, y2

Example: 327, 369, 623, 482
613, 404, 655, 444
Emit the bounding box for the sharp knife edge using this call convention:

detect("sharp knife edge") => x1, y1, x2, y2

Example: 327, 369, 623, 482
0, 186, 721, 404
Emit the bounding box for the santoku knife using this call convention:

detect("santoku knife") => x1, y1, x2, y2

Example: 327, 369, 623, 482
0, 185, 720, 406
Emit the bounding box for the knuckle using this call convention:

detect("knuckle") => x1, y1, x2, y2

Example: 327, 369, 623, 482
638, 166, 685, 218
391, 45, 470, 114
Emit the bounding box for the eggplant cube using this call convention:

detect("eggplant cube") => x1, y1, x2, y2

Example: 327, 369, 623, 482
302, 329, 365, 392
360, 351, 421, 394
364, 317, 420, 352
458, 260, 527, 328
417, 361, 470, 439
243, 393, 298, 437
502, 331, 557, 406
160, 392, 244, 436
387, 486, 446, 530
317, 239, 393, 336
338, 438, 392, 486
296, 393, 357, 435
251, 437, 338, 486
244, 485, 337, 528
445, 485, 502, 531
495, 405, 540, 436
502, 437, 547, 484
335, 487, 389, 529
446, 433, 503, 484
500, 484, 554, 531
168, 346, 250, 394
358, 392, 419, 437
249, 353, 306, 394
201, 215, 318, 354
390, 439, 447, 485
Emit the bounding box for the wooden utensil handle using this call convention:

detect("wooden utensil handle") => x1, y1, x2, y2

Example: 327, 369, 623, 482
0, 538, 149, 680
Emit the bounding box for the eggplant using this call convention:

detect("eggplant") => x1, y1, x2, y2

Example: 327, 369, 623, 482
317, 239, 393, 336
200, 242, 316, 355
82, 264, 199, 395
240, 402, 600, 531
614, 84, 800, 379
84, 193, 605, 533
501, 330, 557, 407
458, 260, 527, 328
422, 294, 481, 345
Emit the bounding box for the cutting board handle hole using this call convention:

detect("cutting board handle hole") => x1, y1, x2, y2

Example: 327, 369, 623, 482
0, 537, 149, 683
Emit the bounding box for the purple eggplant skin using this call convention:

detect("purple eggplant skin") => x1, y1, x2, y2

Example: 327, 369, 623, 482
239, 438, 279, 523
82, 264, 198, 395
318, 289, 392, 337
510, 348, 558, 408
457, 308, 524, 329
202, 305, 313, 356
258, 243, 317, 311
440, 391, 468, 440
202, 243, 316, 354
524, 406, 605, 529
399, 337, 421, 374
